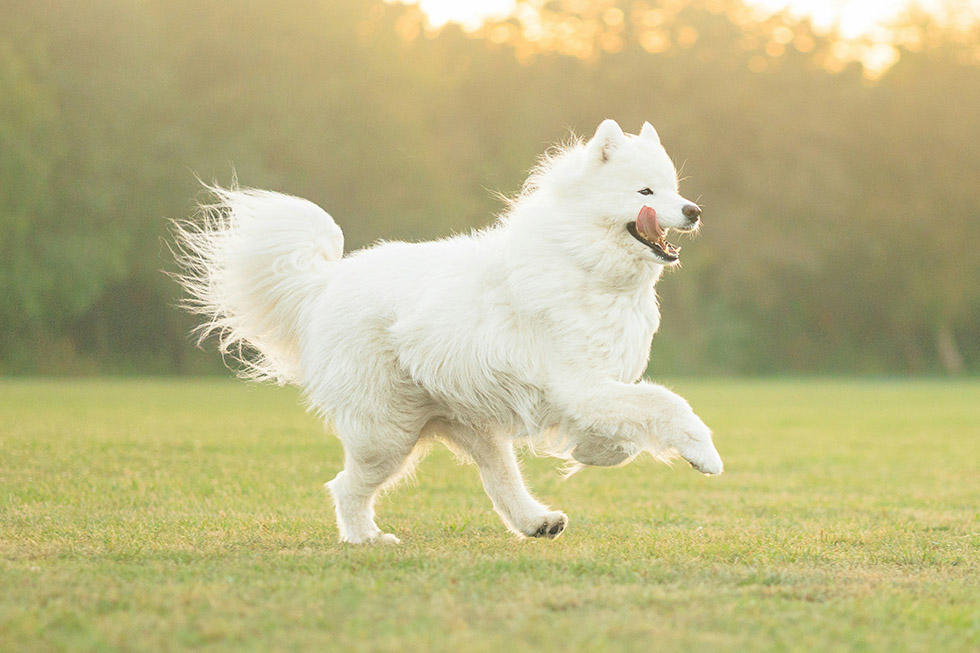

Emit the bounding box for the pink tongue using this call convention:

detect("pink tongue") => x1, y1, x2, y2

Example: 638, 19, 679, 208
637, 206, 662, 239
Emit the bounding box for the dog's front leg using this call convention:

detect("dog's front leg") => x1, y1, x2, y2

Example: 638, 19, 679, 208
444, 425, 568, 538
559, 381, 723, 475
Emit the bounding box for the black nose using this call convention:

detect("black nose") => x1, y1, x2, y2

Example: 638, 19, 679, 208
683, 204, 701, 222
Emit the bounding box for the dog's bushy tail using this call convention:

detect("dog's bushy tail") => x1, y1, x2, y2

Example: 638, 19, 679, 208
171, 185, 343, 385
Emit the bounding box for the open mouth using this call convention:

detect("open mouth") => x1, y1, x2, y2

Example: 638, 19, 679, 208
627, 206, 680, 262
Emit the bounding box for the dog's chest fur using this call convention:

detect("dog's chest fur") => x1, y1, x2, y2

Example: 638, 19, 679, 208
560, 284, 660, 383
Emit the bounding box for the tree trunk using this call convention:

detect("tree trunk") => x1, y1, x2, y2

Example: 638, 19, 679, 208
937, 323, 965, 375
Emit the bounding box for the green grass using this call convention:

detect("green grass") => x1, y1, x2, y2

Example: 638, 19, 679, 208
2, 378, 979, 651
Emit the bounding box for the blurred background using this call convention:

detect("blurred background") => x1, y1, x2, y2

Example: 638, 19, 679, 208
1, 0, 977, 376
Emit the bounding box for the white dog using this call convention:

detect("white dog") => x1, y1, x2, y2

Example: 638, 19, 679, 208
174, 119, 723, 543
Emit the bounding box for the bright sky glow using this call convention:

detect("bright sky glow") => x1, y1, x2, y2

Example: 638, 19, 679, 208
743, 0, 980, 39
409, 0, 980, 37
411, 0, 517, 30
400, 0, 980, 77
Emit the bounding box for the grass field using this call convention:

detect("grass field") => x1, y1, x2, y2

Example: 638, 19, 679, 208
2, 378, 979, 651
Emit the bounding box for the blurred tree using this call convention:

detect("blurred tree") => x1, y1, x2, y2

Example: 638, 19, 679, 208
0, 0, 977, 375
0, 36, 64, 368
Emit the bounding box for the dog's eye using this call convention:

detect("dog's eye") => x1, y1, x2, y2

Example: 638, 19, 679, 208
638, 188, 654, 196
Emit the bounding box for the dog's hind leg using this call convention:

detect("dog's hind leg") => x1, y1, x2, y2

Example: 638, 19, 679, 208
326, 421, 422, 544
444, 425, 567, 539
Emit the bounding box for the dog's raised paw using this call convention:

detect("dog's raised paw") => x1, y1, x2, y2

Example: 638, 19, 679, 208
526, 512, 568, 539
681, 443, 724, 476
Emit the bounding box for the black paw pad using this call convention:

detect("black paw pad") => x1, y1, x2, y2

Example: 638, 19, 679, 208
530, 517, 567, 539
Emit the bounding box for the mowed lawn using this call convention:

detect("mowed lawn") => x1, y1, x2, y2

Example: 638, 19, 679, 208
2, 379, 979, 651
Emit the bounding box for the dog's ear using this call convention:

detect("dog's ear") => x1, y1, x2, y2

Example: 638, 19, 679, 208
640, 121, 660, 144
586, 119, 627, 165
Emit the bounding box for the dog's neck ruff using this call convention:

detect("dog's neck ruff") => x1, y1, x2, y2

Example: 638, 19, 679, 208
501, 195, 664, 294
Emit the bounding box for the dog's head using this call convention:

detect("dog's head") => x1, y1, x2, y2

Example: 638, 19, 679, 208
579, 119, 701, 266
518, 120, 701, 274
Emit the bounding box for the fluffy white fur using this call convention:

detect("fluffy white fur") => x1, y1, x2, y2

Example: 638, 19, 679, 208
173, 119, 723, 544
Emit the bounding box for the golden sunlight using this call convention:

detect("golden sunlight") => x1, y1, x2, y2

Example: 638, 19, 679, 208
744, 0, 980, 39
408, 0, 980, 35
411, 0, 517, 30
397, 0, 980, 77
